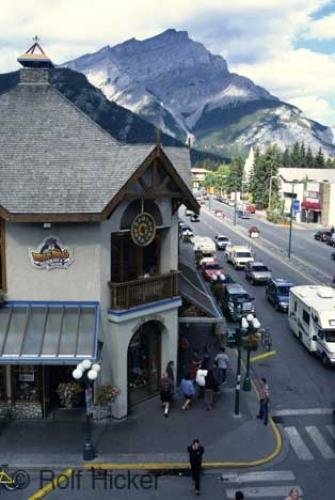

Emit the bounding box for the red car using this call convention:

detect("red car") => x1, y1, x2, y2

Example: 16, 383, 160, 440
201, 260, 224, 282
245, 204, 256, 214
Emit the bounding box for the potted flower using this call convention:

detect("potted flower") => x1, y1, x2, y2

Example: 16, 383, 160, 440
56, 382, 82, 409
94, 384, 119, 421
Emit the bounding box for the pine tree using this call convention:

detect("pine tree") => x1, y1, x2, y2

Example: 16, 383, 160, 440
250, 145, 280, 208
282, 147, 291, 168
315, 147, 325, 168
291, 142, 301, 167
300, 142, 306, 167
305, 147, 314, 168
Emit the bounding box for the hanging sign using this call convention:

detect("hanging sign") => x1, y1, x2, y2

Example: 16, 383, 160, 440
29, 236, 73, 270
131, 212, 156, 247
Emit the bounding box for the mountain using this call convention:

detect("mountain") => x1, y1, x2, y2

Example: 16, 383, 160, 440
64, 29, 335, 158
0, 68, 222, 165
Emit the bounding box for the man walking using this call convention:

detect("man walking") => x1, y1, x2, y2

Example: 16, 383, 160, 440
214, 347, 229, 384
187, 438, 204, 495
257, 377, 270, 425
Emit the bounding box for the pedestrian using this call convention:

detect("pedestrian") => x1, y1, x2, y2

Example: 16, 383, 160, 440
201, 344, 211, 370
331, 226, 335, 234
285, 487, 301, 499
204, 368, 217, 410
214, 347, 229, 384
187, 438, 204, 496
257, 377, 270, 425
235, 492, 245, 500
159, 372, 174, 417
166, 360, 175, 389
195, 365, 207, 399
180, 373, 195, 411
190, 350, 202, 381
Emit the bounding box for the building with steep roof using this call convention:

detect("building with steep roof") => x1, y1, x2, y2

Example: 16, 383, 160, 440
0, 41, 198, 420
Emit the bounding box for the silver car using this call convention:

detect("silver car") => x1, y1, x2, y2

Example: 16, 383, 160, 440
245, 261, 272, 285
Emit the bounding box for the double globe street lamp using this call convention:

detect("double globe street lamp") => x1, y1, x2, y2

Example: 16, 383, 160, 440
241, 314, 261, 392
73, 359, 101, 461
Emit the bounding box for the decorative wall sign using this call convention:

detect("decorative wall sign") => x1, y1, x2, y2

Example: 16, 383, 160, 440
130, 212, 156, 247
29, 237, 73, 270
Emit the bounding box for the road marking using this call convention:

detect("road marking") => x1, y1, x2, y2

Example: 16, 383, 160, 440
221, 470, 295, 482
250, 350, 276, 362
305, 425, 335, 459
226, 485, 302, 498
326, 425, 335, 439
273, 408, 333, 416
284, 426, 313, 460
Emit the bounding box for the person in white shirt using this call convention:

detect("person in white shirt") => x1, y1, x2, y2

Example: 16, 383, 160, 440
214, 348, 229, 384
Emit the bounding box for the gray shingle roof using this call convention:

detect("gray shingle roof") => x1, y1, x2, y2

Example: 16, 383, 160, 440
0, 78, 193, 218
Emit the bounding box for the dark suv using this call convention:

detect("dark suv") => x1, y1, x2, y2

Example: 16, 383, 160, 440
265, 278, 293, 312
221, 283, 255, 321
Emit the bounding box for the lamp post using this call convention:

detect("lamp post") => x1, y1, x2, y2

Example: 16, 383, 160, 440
242, 314, 261, 392
279, 176, 300, 259
234, 328, 242, 415
72, 359, 101, 461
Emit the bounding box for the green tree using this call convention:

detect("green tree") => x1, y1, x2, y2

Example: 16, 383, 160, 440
226, 156, 244, 193
305, 146, 314, 168
250, 145, 280, 209
315, 147, 325, 168
281, 147, 291, 168
290, 142, 302, 167
300, 142, 306, 167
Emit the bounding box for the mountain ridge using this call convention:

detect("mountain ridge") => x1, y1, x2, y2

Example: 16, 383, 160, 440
64, 29, 335, 158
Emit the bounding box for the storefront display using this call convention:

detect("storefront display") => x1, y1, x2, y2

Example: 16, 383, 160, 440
14, 366, 40, 402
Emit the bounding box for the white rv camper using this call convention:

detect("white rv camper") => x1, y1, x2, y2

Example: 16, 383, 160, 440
288, 285, 335, 365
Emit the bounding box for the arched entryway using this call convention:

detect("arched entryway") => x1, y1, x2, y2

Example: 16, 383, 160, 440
127, 320, 162, 408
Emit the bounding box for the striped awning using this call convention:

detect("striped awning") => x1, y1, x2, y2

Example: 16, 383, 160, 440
0, 302, 99, 364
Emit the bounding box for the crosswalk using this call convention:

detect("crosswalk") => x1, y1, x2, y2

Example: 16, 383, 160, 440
284, 423, 335, 461
221, 470, 303, 499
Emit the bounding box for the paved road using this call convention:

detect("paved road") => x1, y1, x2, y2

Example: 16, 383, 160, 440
209, 199, 334, 282
179, 210, 335, 499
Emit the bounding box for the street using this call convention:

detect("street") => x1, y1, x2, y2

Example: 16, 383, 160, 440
2, 208, 335, 500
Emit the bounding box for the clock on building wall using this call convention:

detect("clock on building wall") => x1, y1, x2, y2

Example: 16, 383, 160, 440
131, 212, 156, 247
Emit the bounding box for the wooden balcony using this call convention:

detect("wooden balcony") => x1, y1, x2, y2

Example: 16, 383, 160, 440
109, 271, 179, 310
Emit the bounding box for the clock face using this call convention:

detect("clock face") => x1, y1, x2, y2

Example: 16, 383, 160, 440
131, 212, 156, 247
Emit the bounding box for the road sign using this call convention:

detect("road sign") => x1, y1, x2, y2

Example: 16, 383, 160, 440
293, 200, 300, 212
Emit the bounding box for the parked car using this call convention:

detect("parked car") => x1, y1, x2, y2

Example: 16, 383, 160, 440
221, 283, 255, 321
265, 278, 293, 312
238, 210, 251, 219
245, 262, 272, 285
314, 230, 332, 242
215, 210, 224, 219
215, 234, 231, 250
190, 213, 200, 222
331, 252, 335, 260
181, 225, 193, 238
201, 260, 224, 282
326, 234, 335, 247
227, 200, 235, 206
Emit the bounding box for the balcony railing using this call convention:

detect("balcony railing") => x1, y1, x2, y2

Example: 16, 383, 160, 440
109, 271, 179, 310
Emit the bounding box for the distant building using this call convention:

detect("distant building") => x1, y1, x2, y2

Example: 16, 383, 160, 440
191, 167, 210, 189
278, 168, 335, 225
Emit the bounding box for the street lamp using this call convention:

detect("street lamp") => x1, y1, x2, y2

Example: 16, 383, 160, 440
279, 176, 300, 259
234, 328, 242, 415
242, 314, 261, 392
72, 359, 101, 461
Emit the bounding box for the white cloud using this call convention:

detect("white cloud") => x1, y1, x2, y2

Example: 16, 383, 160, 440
0, 0, 334, 124
307, 12, 335, 39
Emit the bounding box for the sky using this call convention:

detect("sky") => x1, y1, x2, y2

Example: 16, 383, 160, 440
1, 0, 335, 126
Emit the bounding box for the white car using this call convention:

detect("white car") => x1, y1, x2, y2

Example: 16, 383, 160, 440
215, 235, 231, 250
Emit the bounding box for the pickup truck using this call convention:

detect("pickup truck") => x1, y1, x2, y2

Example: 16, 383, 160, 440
225, 245, 254, 269
245, 261, 272, 285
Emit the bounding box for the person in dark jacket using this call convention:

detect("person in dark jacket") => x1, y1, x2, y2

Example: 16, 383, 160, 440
204, 368, 217, 410
159, 372, 174, 417
187, 438, 204, 495
166, 360, 175, 390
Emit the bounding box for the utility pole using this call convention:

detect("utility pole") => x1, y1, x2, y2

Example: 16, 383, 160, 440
234, 329, 242, 415
288, 182, 295, 259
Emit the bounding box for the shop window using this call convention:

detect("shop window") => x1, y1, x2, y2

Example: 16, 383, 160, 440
0, 366, 5, 401
0, 218, 5, 291
13, 366, 40, 402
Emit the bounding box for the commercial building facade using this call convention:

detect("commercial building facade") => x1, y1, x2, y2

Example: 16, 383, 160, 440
0, 42, 197, 419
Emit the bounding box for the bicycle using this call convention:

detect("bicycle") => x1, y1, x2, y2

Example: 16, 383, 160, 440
260, 328, 272, 351
0, 464, 30, 490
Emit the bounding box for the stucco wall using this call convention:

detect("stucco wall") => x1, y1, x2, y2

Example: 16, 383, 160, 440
5, 222, 101, 301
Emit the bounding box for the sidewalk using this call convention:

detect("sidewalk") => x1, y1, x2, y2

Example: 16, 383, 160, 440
256, 210, 321, 231
0, 347, 280, 470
